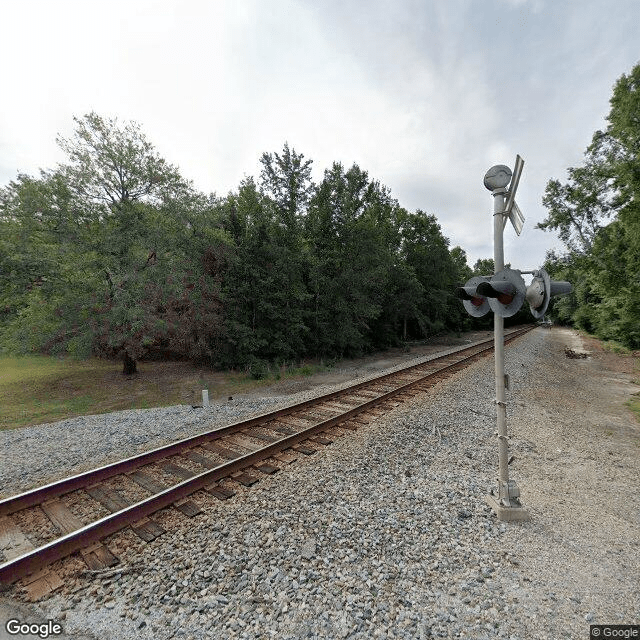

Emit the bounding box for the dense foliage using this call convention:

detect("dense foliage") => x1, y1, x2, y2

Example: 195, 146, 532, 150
539, 63, 640, 349
0, 115, 476, 372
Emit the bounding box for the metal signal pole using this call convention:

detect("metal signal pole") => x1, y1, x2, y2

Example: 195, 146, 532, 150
457, 157, 571, 521
492, 187, 510, 505
483, 163, 529, 522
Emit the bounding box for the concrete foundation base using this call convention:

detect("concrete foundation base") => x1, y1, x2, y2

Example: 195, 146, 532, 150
485, 494, 531, 522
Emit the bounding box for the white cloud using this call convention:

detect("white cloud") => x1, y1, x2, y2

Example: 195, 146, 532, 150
1, 0, 639, 270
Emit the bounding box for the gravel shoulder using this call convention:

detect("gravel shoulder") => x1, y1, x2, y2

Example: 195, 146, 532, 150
1, 327, 639, 639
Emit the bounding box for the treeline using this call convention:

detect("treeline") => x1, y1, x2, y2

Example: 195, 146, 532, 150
539, 62, 640, 349
0, 113, 479, 373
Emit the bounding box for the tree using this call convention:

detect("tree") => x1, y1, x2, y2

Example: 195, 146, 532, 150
57, 112, 185, 213
472, 258, 494, 276
259, 142, 314, 229
448, 246, 473, 331
399, 210, 466, 336
305, 163, 408, 355
57, 114, 196, 373
0, 114, 230, 373
538, 63, 640, 347
219, 175, 311, 368
255, 144, 312, 360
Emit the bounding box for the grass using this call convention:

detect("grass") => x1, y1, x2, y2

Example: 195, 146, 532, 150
248, 359, 333, 381
0, 354, 312, 431
626, 393, 640, 423
601, 340, 632, 355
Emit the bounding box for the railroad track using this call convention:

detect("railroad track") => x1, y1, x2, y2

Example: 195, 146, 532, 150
0, 325, 534, 597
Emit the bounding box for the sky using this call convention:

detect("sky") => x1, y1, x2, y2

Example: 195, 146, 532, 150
1, 0, 638, 271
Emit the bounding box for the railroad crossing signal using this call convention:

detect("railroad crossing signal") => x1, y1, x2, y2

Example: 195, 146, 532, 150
476, 268, 526, 318
503, 155, 525, 236
456, 276, 491, 317
458, 155, 574, 522
457, 267, 572, 320
482, 155, 526, 236
525, 268, 573, 320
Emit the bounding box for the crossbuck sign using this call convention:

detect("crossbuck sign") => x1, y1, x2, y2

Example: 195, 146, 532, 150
502, 154, 525, 235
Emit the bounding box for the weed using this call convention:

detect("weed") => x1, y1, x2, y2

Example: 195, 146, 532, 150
602, 340, 631, 355
249, 361, 270, 380
626, 393, 640, 423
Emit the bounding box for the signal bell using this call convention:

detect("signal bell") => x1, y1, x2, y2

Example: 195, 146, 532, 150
456, 276, 491, 317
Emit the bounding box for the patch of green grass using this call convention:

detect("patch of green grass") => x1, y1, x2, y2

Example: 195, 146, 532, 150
602, 340, 632, 355
291, 364, 315, 377
0, 355, 116, 429
285, 362, 332, 378
0, 354, 96, 386
626, 393, 640, 423
0, 354, 274, 430
243, 360, 330, 383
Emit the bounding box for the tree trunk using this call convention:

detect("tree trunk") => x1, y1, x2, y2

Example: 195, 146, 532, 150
122, 351, 137, 375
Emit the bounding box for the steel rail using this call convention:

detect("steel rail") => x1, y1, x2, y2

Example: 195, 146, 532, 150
0, 325, 533, 585
0, 326, 530, 517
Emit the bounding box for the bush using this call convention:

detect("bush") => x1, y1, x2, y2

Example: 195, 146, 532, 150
248, 359, 270, 380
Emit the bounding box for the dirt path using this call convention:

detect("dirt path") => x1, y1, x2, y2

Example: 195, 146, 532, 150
500, 327, 640, 632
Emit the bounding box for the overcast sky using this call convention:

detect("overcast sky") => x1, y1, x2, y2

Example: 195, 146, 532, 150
1, 0, 638, 270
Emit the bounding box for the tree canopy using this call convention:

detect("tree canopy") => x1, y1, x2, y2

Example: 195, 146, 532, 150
1, 113, 481, 373
539, 63, 640, 349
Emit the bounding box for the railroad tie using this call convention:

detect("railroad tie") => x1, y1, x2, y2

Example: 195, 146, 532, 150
182, 450, 222, 469
127, 470, 201, 517
230, 472, 260, 487
201, 441, 246, 460
85, 485, 167, 540
291, 445, 316, 456
204, 484, 236, 500
254, 463, 279, 475
268, 422, 297, 435
243, 428, 281, 443
40, 500, 120, 571
0, 515, 64, 600
273, 451, 298, 464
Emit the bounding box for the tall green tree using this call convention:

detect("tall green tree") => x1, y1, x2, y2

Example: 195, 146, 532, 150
259, 142, 314, 229
398, 210, 465, 336
0, 170, 95, 354
305, 163, 411, 355
539, 63, 640, 347
0, 114, 229, 372
58, 114, 197, 372
256, 144, 312, 359
220, 172, 311, 368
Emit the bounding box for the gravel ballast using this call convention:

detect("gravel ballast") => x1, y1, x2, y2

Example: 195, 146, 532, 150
1, 327, 638, 639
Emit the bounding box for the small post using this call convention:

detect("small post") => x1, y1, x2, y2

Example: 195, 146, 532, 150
483, 165, 529, 522
202, 389, 210, 407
